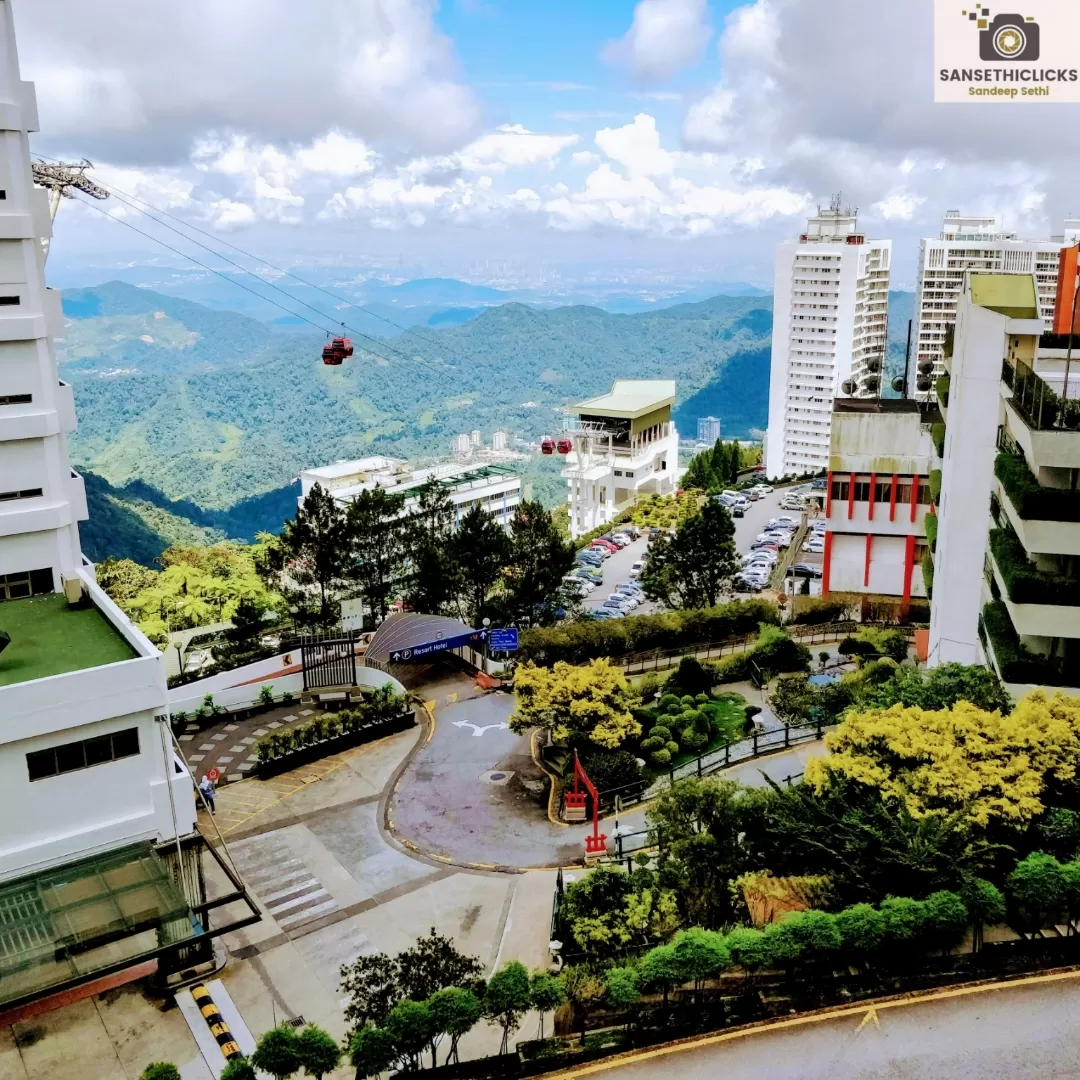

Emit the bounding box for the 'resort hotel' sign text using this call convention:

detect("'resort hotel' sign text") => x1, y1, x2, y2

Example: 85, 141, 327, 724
935, 1, 1080, 101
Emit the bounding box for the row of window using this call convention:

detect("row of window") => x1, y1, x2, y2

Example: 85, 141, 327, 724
0, 394, 32, 406
27, 728, 141, 782
0, 487, 43, 502
0, 567, 53, 601
831, 479, 932, 505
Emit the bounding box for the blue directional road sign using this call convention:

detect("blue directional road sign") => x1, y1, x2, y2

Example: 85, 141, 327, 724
389, 629, 486, 664
489, 627, 519, 652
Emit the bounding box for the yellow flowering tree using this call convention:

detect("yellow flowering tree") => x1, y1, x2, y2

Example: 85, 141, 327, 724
510, 658, 641, 750
805, 691, 1080, 829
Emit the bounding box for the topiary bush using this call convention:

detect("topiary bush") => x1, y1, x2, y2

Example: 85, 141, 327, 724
649, 725, 672, 742
640, 736, 665, 753
650, 748, 672, 766
664, 740, 680, 755
658, 694, 682, 711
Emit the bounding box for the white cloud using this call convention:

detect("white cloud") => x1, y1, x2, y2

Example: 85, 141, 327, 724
873, 189, 926, 222
572, 151, 601, 167
604, 0, 712, 83
16, 0, 480, 160
455, 125, 579, 173
595, 115, 674, 177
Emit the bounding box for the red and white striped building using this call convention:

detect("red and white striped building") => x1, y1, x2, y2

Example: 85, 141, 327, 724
820, 399, 937, 612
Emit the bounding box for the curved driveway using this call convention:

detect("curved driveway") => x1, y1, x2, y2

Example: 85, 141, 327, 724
390, 687, 586, 869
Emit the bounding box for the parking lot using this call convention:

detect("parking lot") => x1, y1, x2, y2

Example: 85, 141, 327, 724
577, 533, 659, 615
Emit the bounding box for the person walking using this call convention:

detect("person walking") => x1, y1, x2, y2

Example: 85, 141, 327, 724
198, 774, 216, 815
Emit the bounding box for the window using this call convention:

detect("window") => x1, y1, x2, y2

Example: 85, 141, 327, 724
853, 481, 871, 502
0, 296, 18, 306
0, 567, 52, 601
0, 488, 43, 502
26, 727, 141, 781
917, 482, 933, 505
0, 394, 31, 406
896, 483, 913, 504
831, 479, 850, 502
874, 481, 893, 504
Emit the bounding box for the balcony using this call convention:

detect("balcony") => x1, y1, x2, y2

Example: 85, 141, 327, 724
1003, 356, 1080, 431
994, 451, 1080, 556
987, 526, 1080, 638
980, 600, 1080, 690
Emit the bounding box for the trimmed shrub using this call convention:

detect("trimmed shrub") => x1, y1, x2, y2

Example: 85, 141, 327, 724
649, 725, 672, 742
658, 695, 682, 711
664, 740, 680, 755
640, 736, 665, 753
650, 748, 672, 766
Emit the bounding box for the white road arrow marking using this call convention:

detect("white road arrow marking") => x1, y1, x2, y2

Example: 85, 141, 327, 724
453, 719, 509, 737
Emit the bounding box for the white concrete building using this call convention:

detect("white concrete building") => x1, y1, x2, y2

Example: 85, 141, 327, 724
822, 399, 935, 611
0, 4, 254, 1017
562, 380, 678, 538
765, 202, 892, 480
697, 416, 721, 445
927, 273, 1045, 671
300, 455, 522, 527
912, 212, 1066, 395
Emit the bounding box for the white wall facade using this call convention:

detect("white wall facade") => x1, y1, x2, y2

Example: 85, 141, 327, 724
0, 5, 190, 883
928, 285, 1043, 667
765, 209, 892, 480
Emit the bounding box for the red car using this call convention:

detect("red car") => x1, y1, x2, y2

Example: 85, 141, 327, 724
591, 539, 618, 553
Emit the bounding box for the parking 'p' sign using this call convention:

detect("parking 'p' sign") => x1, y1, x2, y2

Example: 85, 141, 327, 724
935, 0, 1080, 101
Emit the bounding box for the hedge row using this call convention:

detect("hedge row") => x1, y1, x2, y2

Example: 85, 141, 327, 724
989, 527, 1080, 607
518, 601, 779, 666
995, 451, 1080, 523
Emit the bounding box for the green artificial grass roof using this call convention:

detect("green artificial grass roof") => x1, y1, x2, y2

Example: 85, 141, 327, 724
0, 594, 137, 688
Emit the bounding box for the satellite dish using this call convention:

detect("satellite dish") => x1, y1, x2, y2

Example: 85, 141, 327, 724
917, 376, 932, 392
841, 379, 856, 396
865, 357, 882, 373
891, 376, 907, 394
918, 360, 934, 375
864, 375, 881, 393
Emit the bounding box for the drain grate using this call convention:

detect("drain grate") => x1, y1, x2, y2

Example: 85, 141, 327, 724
286, 1015, 306, 1028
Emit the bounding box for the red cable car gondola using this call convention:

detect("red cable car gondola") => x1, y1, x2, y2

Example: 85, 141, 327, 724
556, 438, 573, 454
333, 336, 354, 357
322, 343, 343, 366
540, 437, 555, 455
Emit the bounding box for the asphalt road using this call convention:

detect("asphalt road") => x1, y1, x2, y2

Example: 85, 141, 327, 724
580, 535, 659, 615
390, 683, 586, 869
579, 973, 1080, 1080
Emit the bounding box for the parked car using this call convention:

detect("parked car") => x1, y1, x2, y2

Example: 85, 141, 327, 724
769, 516, 798, 528
780, 497, 805, 511
591, 538, 618, 552
602, 601, 632, 616
604, 534, 630, 548
744, 489, 760, 501
616, 585, 644, 601
606, 593, 638, 610
629, 560, 645, 578
589, 609, 615, 620
731, 506, 745, 518
790, 563, 824, 578
754, 484, 775, 495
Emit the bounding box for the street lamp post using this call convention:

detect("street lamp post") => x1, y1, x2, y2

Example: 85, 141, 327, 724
481, 616, 491, 674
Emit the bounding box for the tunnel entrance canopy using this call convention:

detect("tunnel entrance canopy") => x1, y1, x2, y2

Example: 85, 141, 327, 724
364, 612, 485, 670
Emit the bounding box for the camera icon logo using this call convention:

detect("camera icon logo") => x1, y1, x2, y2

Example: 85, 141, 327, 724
963, 8, 1040, 61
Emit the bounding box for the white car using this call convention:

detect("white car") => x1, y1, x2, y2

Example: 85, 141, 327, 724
606, 593, 637, 609
804, 542, 825, 554
754, 484, 775, 495
769, 516, 798, 527
629, 560, 645, 578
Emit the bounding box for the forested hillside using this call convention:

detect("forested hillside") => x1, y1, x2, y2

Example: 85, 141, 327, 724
61, 284, 774, 512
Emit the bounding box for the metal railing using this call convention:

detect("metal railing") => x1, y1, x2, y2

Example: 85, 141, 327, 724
1005, 357, 1080, 431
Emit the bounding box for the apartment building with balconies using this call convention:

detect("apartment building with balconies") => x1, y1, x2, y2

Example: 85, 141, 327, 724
912, 211, 1070, 397
0, 6, 256, 1019
926, 270, 1080, 697
563, 380, 678, 537
765, 201, 892, 480
821, 398, 937, 613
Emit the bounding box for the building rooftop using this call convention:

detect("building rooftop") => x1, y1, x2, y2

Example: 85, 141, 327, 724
573, 380, 676, 419
302, 456, 404, 481
0, 594, 137, 688
970, 274, 1039, 320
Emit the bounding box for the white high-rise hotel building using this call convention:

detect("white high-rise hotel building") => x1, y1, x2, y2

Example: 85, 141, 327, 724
765, 201, 892, 479
0, 4, 255, 1018
912, 211, 1079, 393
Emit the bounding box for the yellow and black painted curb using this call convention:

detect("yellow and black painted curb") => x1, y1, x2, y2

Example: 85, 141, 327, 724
190, 982, 243, 1061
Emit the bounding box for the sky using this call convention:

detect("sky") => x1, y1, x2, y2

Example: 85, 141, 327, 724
14, 0, 1080, 291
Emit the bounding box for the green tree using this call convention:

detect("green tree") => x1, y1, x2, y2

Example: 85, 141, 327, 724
1008, 851, 1065, 931
725, 926, 769, 985
344, 486, 409, 626
483, 960, 532, 1054
862, 662, 1011, 714
404, 478, 459, 615
604, 967, 639, 1028
640, 501, 738, 609
278, 483, 348, 629
510, 659, 640, 750
427, 986, 482, 1065
348, 1026, 396, 1080
395, 928, 484, 1003
962, 877, 1006, 953
879, 896, 927, 962
339, 952, 400, 1032
219, 1061, 256, 1080
140, 1066, 182, 1080
637, 944, 682, 1008
384, 999, 433, 1071
504, 500, 576, 625
529, 971, 567, 1040
451, 503, 511, 626
922, 890, 969, 954
294, 1025, 341, 1079
836, 903, 886, 965
561, 965, 607, 1040
251, 1026, 302, 1080
671, 928, 729, 997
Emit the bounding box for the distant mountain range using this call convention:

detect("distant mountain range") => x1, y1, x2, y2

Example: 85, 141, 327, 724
61, 279, 916, 564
